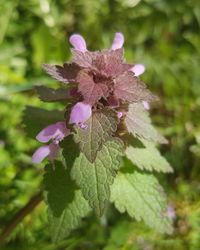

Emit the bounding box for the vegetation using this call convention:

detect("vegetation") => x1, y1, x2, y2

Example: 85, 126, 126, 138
0, 0, 200, 249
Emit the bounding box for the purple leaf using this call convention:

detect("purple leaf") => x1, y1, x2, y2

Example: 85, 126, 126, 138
114, 71, 156, 103
77, 70, 108, 105
42, 63, 81, 84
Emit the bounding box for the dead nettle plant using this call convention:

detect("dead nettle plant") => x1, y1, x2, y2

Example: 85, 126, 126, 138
23, 32, 174, 242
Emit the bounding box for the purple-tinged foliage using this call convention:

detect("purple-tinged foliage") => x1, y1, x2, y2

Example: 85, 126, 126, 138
42, 32, 152, 108
42, 63, 81, 84
113, 71, 155, 103
32, 32, 161, 163
26, 32, 173, 237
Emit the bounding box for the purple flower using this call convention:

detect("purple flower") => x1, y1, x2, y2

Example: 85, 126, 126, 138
164, 204, 176, 220
142, 101, 150, 110
111, 32, 124, 50
69, 102, 92, 126
32, 121, 70, 163
117, 112, 123, 119
69, 34, 87, 52
131, 64, 145, 76
36, 121, 69, 143
131, 65, 149, 110
44, 32, 155, 109
111, 33, 145, 77
32, 143, 59, 163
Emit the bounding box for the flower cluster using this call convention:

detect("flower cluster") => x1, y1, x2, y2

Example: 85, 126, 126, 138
32, 32, 155, 163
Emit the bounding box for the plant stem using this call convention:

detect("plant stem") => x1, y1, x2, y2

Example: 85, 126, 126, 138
0, 191, 43, 245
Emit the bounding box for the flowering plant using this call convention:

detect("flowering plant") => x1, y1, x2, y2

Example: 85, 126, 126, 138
23, 32, 174, 242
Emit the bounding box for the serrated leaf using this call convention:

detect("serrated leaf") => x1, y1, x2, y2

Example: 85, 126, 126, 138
92, 49, 133, 76
22, 106, 64, 138
72, 48, 132, 77
126, 141, 173, 173
42, 63, 81, 84
125, 103, 167, 144
49, 189, 91, 242
74, 108, 119, 162
71, 139, 123, 216
60, 134, 80, 168
114, 71, 156, 103
44, 161, 91, 242
35, 86, 71, 102
77, 69, 108, 105
71, 49, 96, 68
110, 170, 173, 234
44, 162, 75, 217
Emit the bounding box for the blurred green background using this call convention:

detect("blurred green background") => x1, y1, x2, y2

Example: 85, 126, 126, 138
0, 0, 200, 249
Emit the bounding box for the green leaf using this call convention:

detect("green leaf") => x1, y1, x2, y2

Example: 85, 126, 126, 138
60, 134, 80, 168
44, 161, 91, 242
110, 170, 173, 234
125, 141, 173, 173
43, 162, 75, 217
48, 189, 91, 242
74, 108, 119, 162
35, 85, 72, 102
22, 106, 64, 138
125, 103, 167, 144
71, 139, 123, 216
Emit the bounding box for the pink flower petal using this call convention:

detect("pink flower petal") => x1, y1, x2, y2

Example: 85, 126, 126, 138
111, 32, 124, 50
117, 112, 123, 119
32, 145, 51, 163
164, 205, 176, 220
131, 64, 145, 76
142, 101, 150, 110
32, 143, 60, 164
69, 102, 92, 125
69, 34, 87, 52
36, 122, 70, 143
48, 143, 60, 160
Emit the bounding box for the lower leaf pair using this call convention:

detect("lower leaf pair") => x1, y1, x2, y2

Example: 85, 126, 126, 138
44, 141, 173, 243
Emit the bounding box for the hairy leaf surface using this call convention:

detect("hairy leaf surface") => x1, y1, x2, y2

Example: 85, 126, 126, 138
110, 170, 173, 234
35, 86, 71, 102
72, 48, 132, 77
44, 162, 91, 242
71, 139, 123, 216
43, 162, 74, 217
48, 190, 91, 242
114, 71, 155, 102
126, 141, 173, 173
77, 70, 108, 105
125, 103, 167, 144
92, 49, 132, 76
74, 108, 119, 162
42, 63, 81, 83
61, 135, 80, 168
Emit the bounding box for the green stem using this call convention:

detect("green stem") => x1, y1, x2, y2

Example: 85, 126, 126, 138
0, 191, 43, 245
